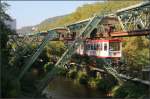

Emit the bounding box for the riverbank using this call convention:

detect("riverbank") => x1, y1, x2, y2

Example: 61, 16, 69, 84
45, 64, 149, 99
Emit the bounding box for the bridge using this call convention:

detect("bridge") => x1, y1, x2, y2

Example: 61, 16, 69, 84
9, 1, 150, 96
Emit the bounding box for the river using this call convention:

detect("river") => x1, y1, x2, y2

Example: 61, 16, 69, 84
44, 77, 109, 99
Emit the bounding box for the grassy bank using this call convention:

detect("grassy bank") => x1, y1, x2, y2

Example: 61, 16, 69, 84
66, 63, 148, 98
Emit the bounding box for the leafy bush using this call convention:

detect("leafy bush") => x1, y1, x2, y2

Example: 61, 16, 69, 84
57, 68, 68, 77
79, 74, 89, 85
113, 81, 147, 98
97, 79, 112, 93
96, 75, 118, 93
44, 62, 54, 72
88, 77, 100, 88
69, 70, 78, 80
123, 37, 149, 70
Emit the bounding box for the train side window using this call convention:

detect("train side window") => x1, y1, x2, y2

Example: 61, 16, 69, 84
100, 43, 102, 50
92, 43, 95, 50
104, 43, 107, 51
92, 44, 94, 50
96, 43, 99, 49
86, 44, 88, 50
99, 43, 102, 50
94, 44, 97, 50
89, 44, 91, 50
87, 44, 90, 50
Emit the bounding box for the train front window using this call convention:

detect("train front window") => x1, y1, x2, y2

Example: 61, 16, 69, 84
109, 42, 120, 51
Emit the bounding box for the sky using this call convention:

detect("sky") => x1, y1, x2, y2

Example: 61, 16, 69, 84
5, 1, 103, 29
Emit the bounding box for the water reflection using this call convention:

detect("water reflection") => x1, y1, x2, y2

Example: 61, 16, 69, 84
44, 77, 108, 99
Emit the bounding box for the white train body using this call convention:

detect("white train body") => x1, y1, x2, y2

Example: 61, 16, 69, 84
76, 39, 122, 58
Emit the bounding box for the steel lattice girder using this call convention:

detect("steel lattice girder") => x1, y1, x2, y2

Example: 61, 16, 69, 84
66, 1, 150, 35
18, 30, 59, 80
38, 15, 104, 92
115, 1, 150, 31
38, 1, 150, 93
17, 1, 150, 94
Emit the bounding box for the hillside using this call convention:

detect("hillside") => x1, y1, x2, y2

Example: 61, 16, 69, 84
18, 1, 141, 34
17, 26, 34, 34
36, 1, 140, 32
17, 15, 66, 34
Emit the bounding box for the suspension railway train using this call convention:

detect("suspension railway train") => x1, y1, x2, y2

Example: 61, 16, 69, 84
76, 38, 122, 58
64, 17, 123, 59
18, 7, 149, 60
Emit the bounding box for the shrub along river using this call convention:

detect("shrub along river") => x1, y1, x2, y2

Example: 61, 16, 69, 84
41, 64, 148, 99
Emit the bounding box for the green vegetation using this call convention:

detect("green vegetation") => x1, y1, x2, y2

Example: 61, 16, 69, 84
1, 2, 21, 98
113, 81, 148, 98
97, 75, 117, 93
78, 72, 89, 85
18, 41, 66, 96
37, 1, 140, 32
36, 0, 149, 76
68, 70, 78, 80
0, 3, 66, 96
1, 0, 149, 98
66, 63, 117, 96
123, 36, 150, 70
66, 60, 149, 98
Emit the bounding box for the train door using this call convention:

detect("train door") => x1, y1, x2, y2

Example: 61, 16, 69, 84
101, 42, 109, 57
96, 42, 102, 57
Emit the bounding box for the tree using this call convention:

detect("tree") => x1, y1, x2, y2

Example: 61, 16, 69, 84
0, 2, 21, 97
37, 1, 140, 32
123, 36, 149, 70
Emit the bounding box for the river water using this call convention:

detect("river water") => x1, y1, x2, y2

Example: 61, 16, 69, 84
44, 77, 109, 99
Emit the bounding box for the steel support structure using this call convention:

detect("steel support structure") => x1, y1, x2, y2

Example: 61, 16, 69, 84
16, 1, 150, 95
18, 30, 58, 80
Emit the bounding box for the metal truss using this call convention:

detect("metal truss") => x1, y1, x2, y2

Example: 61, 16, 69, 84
15, 1, 150, 95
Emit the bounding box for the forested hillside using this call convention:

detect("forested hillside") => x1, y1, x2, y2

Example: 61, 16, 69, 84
18, 1, 141, 33
36, 1, 141, 32
17, 15, 66, 34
